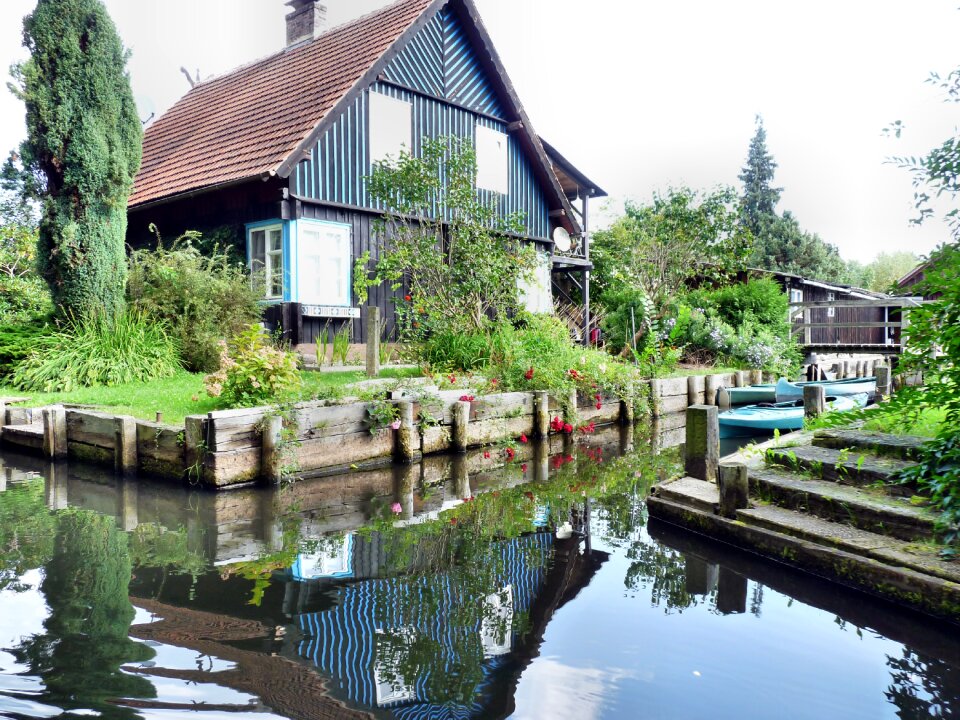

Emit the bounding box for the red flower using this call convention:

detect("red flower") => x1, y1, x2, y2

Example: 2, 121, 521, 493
412, 321, 420, 328
521, 463, 528, 473
491, 378, 499, 386
483, 451, 491, 459
448, 374, 457, 384
550, 416, 565, 433
524, 491, 535, 501
596, 402, 602, 410
563, 423, 573, 434
505, 447, 516, 460
595, 393, 602, 401
404, 294, 412, 302
524, 367, 535, 380
519, 433, 528, 444
450, 517, 458, 525
460, 395, 475, 402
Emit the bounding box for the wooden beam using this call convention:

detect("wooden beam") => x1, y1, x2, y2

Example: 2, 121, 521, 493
507, 121, 524, 132
790, 322, 904, 330
788, 299, 926, 309
549, 209, 566, 218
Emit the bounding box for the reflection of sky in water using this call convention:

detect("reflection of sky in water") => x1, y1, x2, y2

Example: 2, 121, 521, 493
511, 523, 909, 720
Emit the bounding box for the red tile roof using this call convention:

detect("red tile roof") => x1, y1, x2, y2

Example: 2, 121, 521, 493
129, 0, 436, 207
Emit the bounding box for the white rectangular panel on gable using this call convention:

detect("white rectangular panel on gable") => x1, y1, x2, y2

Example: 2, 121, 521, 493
476, 124, 508, 194
369, 91, 412, 166
296, 220, 352, 307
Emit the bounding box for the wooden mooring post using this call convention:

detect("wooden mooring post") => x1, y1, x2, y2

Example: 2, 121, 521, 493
876, 365, 891, 399
803, 384, 827, 419
41, 406, 67, 460
684, 405, 719, 482
366, 306, 381, 378
261, 414, 283, 484
718, 462, 749, 518
534, 391, 550, 437
395, 400, 420, 463
451, 400, 470, 452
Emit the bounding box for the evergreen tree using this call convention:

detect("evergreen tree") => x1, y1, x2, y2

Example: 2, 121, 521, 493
12, 0, 142, 317
738, 115, 782, 234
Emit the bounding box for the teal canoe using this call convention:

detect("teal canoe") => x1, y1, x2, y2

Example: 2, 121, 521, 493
774, 377, 876, 403
719, 376, 877, 406
718, 392, 869, 439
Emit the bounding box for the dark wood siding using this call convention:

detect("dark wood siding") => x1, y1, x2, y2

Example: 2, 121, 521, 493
791, 283, 889, 347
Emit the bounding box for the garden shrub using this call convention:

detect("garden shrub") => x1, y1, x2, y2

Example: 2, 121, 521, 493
128, 228, 262, 372
687, 277, 789, 331
422, 330, 491, 371
204, 324, 301, 408
12, 310, 181, 392
488, 315, 643, 402
0, 322, 54, 379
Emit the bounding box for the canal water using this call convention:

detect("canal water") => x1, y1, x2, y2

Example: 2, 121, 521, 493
0, 425, 957, 719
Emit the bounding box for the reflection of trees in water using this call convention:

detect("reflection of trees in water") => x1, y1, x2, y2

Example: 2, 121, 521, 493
0, 479, 57, 592
885, 648, 960, 718
624, 540, 708, 612
13, 509, 156, 717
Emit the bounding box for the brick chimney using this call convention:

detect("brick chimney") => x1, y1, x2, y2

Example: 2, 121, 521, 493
285, 0, 328, 46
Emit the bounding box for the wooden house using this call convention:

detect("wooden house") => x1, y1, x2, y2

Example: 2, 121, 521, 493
126, 0, 604, 345
762, 270, 900, 350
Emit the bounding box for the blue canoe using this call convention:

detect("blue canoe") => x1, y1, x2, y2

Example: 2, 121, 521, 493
718, 392, 869, 438
774, 377, 876, 403
720, 376, 877, 406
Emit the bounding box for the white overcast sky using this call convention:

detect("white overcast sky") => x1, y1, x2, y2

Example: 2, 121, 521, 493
1, 0, 957, 263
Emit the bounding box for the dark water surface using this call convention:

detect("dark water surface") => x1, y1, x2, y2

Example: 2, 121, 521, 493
0, 425, 957, 720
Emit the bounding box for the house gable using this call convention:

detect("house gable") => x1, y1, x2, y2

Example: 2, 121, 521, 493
290, 3, 553, 240
381, 8, 507, 119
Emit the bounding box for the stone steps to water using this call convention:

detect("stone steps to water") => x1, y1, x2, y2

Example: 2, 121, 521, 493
812, 428, 929, 461
737, 504, 958, 584
647, 427, 960, 621
749, 466, 937, 541
765, 444, 915, 492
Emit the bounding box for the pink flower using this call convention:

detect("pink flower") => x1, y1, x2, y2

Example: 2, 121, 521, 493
390, 502, 402, 514
391, 419, 402, 430
519, 433, 528, 444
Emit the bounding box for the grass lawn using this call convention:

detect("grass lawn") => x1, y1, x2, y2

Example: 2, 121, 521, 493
863, 407, 945, 438
0, 367, 422, 425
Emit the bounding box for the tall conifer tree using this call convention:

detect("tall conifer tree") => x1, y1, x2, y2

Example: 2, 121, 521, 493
13, 0, 142, 317
738, 115, 782, 235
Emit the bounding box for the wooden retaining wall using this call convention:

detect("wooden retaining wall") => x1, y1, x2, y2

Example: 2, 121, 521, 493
0, 370, 758, 490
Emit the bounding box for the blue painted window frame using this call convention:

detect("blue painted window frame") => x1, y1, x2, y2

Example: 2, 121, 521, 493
289, 218, 354, 307
245, 219, 292, 303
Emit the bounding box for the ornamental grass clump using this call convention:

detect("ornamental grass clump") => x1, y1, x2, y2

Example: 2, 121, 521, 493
12, 310, 181, 392
204, 324, 301, 408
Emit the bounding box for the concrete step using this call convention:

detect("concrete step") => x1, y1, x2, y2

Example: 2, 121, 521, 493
647, 494, 960, 620
812, 428, 929, 461
765, 444, 915, 493
749, 467, 938, 542
653, 476, 719, 514
737, 504, 960, 585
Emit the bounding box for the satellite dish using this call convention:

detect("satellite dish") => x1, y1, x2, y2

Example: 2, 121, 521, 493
553, 227, 571, 253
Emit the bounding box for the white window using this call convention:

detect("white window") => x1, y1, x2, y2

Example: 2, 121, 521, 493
518, 251, 553, 314
249, 225, 284, 299
827, 291, 836, 318
476, 124, 509, 194
789, 288, 803, 304
297, 220, 352, 306
369, 91, 412, 166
